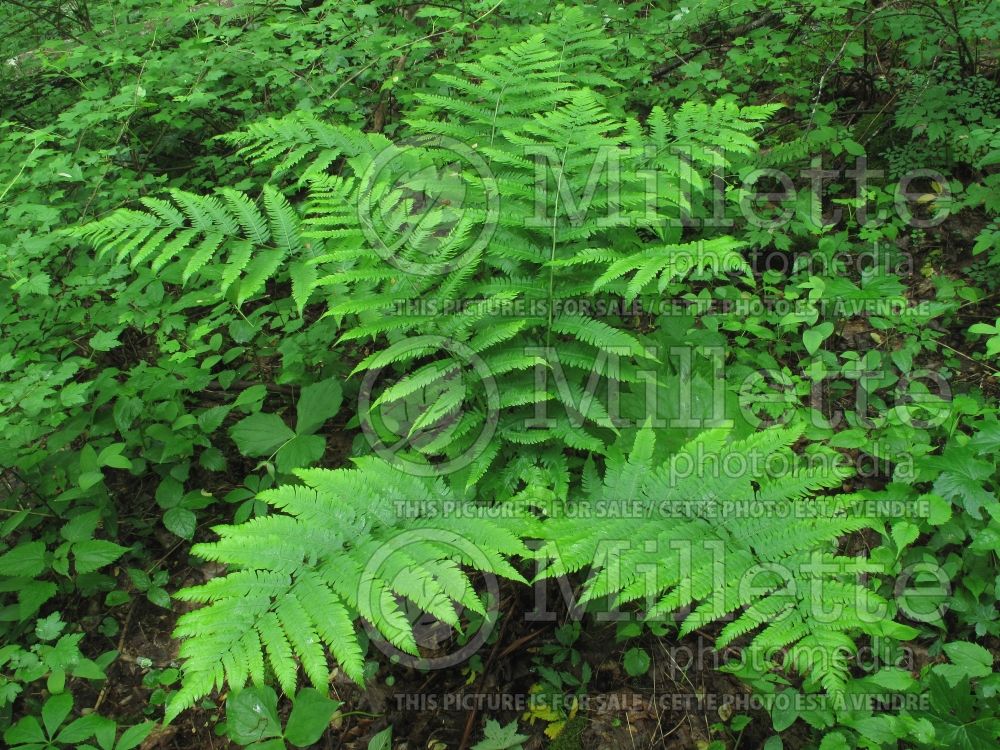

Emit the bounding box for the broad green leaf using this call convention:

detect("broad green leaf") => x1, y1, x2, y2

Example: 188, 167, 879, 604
226, 686, 281, 745
56, 714, 107, 744
803, 322, 834, 355
35, 612, 65, 641
230, 413, 295, 457
890, 521, 919, 554
234, 385, 268, 410
368, 727, 392, 750
0, 541, 46, 577
198, 405, 232, 433
471, 719, 529, 750
275, 434, 326, 474
164, 507, 197, 539
924, 493, 952, 525
116, 722, 156, 750
90, 330, 122, 352
818, 734, 849, 750
147, 587, 172, 609
770, 689, 798, 732
4, 716, 45, 746
623, 647, 650, 677
247, 740, 286, 750
19, 581, 58, 619
935, 641, 994, 685
155, 478, 184, 509
839, 716, 902, 744
61, 511, 101, 543
295, 378, 343, 435
74, 540, 128, 575
284, 688, 341, 747
867, 668, 917, 692
42, 692, 73, 737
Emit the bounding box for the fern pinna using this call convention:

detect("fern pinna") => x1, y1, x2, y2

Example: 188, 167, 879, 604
165, 457, 537, 721
537, 426, 913, 696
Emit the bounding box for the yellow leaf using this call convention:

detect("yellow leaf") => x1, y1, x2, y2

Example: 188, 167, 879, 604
544, 720, 566, 740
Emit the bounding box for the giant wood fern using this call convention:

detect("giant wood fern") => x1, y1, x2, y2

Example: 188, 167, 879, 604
302, 30, 776, 494
68, 17, 900, 720
71, 21, 779, 497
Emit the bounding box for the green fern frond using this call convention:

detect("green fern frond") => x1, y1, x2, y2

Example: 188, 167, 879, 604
71, 184, 311, 306
536, 426, 896, 697
166, 458, 537, 723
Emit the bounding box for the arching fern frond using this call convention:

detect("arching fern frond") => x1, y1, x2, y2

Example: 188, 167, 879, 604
536, 426, 901, 697
69, 185, 313, 306
166, 457, 539, 723
220, 110, 389, 182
